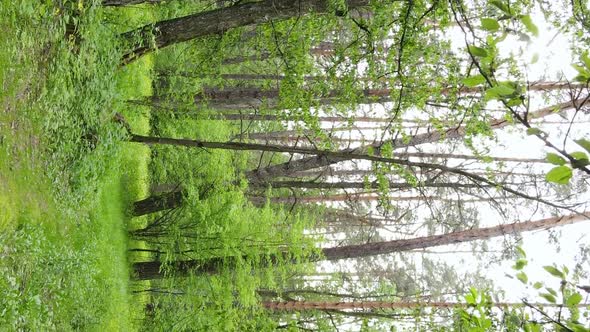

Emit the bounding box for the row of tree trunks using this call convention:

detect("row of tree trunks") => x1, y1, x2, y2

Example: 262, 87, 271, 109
121, 0, 372, 64
131, 213, 589, 280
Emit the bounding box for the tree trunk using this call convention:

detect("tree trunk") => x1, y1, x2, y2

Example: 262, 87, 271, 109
133, 190, 184, 216
121, 0, 371, 64
245, 98, 581, 183
261, 300, 562, 311
184, 82, 581, 111
131, 213, 589, 279
255, 180, 491, 190
103, 0, 162, 6
150, 183, 181, 194
129, 133, 566, 210
291, 167, 543, 179
250, 193, 514, 205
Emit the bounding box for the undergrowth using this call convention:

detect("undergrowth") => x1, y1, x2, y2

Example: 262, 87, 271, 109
0, 1, 151, 330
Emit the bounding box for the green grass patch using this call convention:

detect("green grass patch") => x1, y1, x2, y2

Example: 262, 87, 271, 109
0, 1, 154, 330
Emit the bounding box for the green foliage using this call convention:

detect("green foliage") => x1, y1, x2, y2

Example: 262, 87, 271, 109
0, 0, 155, 329
545, 153, 567, 166
463, 75, 487, 87
459, 250, 590, 331
469, 45, 489, 58
481, 18, 501, 31
545, 166, 573, 184
519, 15, 539, 37
489, 0, 512, 16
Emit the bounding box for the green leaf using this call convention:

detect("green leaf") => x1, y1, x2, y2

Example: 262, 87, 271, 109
531, 53, 539, 64
571, 151, 589, 160
524, 323, 542, 332
485, 85, 515, 100
574, 139, 590, 154
566, 293, 583, 307
574, 74, 590, 83
567, 323, 590, 332
545, 166, 573, 184
516, 271, 528, 284
533, 282, 543, 289
546, 153, 566, 165
463, 75, 486, 87
468, 45, 489, 57
513, 259, 527, 270
481, 18, 501, 31
540, 293, 557, 303
515, 246, 526, 258
582, 51, 590, 70
546, 287, 558, 296
489, 0, 511, 15
526, 128, 543, 136
543, 265, 565, 279
520, 15, 539, 37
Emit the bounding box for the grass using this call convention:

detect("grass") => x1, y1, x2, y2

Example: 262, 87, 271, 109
0, 1, 153, 330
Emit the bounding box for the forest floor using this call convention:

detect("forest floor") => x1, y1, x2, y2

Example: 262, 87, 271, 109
0, 1, 152, 330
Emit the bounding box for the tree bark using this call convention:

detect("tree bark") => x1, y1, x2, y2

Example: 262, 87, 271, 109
132, 213, 589, 279
183, 82, 581, 111
250, 193, 514, 205
133, 190, 184, 216
121, 0, 372, 64
262, 300, 563, 311
255, 180, 490, 190
103, 0, 162, 6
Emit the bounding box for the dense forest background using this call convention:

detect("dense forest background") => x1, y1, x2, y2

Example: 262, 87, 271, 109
1, 0, 590, 330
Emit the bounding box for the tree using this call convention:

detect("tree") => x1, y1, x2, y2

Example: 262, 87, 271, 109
121, 0, 372, 64
131, 213, 589, 280
132, 188, 183, 216
129, 133, 572, 210
244, 98, 587, 184
103, 0, 162, 6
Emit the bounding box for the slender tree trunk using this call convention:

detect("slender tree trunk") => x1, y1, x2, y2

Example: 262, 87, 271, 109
250, 193, 514, 205
133, 190, 184, 216
183, 82, 581, 111
103, 0, 162, 5
129, 133, 566, 210
131, 213, 589, 279
246, 98, 581, 183
291, 167, 542, 178
262, 300, 563, 311
222, 41, 336, 64
254, 180, 492, 190
150, 183, 181, 194
121, 0, 371, 64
